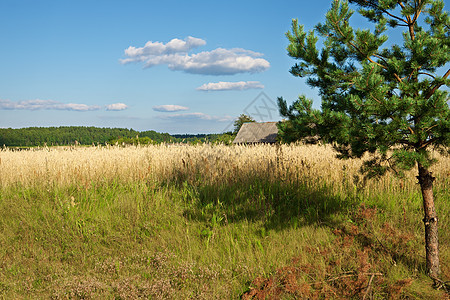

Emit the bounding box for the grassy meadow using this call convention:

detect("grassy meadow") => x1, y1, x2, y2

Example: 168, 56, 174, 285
0, 143, 449, 299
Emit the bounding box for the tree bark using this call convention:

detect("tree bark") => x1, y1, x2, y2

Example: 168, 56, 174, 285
417, 163, 440, 279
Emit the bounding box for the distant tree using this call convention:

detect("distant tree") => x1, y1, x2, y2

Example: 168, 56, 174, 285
233, 114, 256, 134
278, 0, 449, 280
213, 132, 234, 145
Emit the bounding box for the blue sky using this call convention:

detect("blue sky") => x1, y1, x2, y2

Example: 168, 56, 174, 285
1, 0, 447, 134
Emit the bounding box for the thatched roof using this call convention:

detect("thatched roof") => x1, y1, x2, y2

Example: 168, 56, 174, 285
233, 122, 278, 144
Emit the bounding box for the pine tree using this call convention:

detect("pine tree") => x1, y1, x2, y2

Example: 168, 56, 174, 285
278, 0, 449, 280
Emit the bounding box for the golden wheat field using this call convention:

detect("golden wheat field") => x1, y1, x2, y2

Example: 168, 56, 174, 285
1, 143, 448, 193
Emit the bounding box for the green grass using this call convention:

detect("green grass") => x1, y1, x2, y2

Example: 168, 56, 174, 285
0, 170, 449, 298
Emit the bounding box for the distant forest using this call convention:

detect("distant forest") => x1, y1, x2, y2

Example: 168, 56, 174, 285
0, 126, 233, 147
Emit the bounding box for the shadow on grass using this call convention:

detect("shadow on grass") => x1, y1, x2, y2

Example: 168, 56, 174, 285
180, 176, 356, 231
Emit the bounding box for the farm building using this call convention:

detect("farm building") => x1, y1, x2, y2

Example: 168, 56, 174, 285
233, 122, 278, 144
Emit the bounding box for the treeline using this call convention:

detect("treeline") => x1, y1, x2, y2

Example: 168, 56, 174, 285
0, 127, 175, 147
0, 127, 234, 147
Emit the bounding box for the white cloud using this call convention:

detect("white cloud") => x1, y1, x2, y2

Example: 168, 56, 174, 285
197, 81, 264, 91
122, 36, 206, 61
152, 105, 189, 112
120, 37, 270, 75
159, 112, 233, 122
106, 103, 128, 111
0, 99, 101, 111
0, 99, 128, 112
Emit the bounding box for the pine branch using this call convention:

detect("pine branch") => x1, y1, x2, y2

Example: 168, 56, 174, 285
412, 0, 423, 24
408, 68, 418, 81
425, 68, 450, 99
373, 54, 389, 66
395, 2, 417, 41
358, 0, 408, 24
419, 137, 440, 150
399, 139, 414, 146
381, 7, 408, 24
331, 2, 405, 84
418, 72, 436, 79
332, 18, 391, 75
369, 93, 382, 105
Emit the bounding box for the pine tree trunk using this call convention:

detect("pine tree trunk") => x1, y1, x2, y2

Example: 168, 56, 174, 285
417, 163, 440, 279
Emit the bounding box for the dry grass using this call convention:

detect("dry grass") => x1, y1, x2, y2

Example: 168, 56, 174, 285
1, 143, 447, 192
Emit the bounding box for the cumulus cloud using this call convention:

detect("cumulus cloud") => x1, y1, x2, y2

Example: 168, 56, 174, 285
120, 37, 270, 75
0, 99, 128, 112
106, 103, 128, 111
152, 105, 189, 112
121, 36, 206, 62
159, 112, 233, 122
196, 81, 264, 91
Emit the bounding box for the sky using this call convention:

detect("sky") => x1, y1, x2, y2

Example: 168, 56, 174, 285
0, 0, 447, 134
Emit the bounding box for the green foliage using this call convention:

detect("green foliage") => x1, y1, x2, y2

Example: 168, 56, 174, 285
139, 130, 174, 143
172, 133, 235, 144
233, 114, 255, 134
278, 0, 450, 177
212, 132, 235, 145
0, 126, 176, 147
109, 136, 157, 146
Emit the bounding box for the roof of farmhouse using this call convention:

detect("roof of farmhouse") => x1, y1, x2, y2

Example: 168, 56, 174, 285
233, 122, 278, 144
